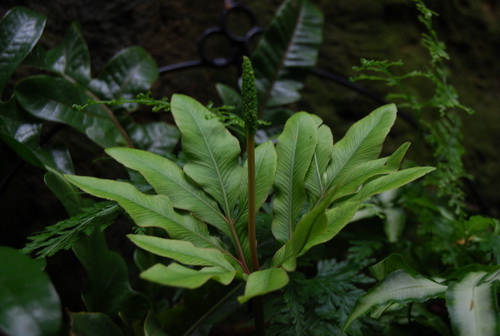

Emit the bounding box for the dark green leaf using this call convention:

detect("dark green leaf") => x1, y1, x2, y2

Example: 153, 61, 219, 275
70, 312, 123, 336
0, 247, 62, 336
252, 0, 323, 109
73, 230, 150, 320
15, 75, 127, 147
26, 22, 91, 84
127, 121, 180, 155
0, 7, 46, 94
88, 47, 158, 102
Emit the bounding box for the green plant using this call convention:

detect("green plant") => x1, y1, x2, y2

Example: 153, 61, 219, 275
65, 56, 433, 334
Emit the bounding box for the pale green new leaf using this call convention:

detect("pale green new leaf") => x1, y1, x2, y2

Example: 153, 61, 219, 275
105, 147, 228, 236
65, 175, 224, 251
272, 112, 318, 243
237, 268, 290, 303
129, 235, 235, 271
343, 270, 447, 332
141, 263, 237, 289
446, 271, 500, 336
324, 104, 397, 192
171, 94, 242, 217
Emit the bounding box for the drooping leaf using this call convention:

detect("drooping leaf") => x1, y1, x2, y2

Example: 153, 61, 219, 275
104, 147, 228, 236
140, 263, 237, 289
369, 254, 420, 281
446, 270, 500, 336
343, 270, 447, 332
0, 247, 62, 336
238, 267, 290, 303
0, 7, 46, 94
65, 174, 226, 251
170, 94, 242, 217
252, 0, 323, 110
26, 22, 90, 84
129, 235, 236, 271
22, 201, 119, 258
70, 312, 123, 336
73, 230, 150, 320
88, 46, 158, 102
15, 75, 127, 147
272, 112, 317, 243
143, 311, 169, 336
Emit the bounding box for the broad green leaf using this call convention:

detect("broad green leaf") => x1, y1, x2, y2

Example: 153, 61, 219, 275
216, 83, 242, 110
0, 247, 62, 336
235, 141, 277, 259
330, 142, 411, 201
237, 267, 290, 303
446, 271, 500, 336
141, 263, 237, 289
272, 183, 339, 269
0, 98, 45, 168
104, 147, 228, 236
351, 167, 435, 201
73, 231, 150, 320
126, 121, 180, 154
0, 7, 46, 94
252, 0, 323, 109
129, 235, 236, 271
324, 104, 397, 192
65, 175, 225, 251
272, 112, 317, 243
26, 22, 90, 84
171, 94, 242, 217
343, 270, 447, 332
89, 46, 158, 101
304, 121, 333, 205
15, 75, 127, 147
369, 254, 420, 281
70, 312, 123, 336
143, 311, 169, 336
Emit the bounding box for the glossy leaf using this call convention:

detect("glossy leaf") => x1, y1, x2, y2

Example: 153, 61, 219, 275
0, 7, 46, 94
237, 267, 290, 303
127, 121, 180, 155
446, 270, 500, 336
70, 312, 123, 336
129, 235, 236, 271
0, 247, 62, 336
73, 230, 150, 320
252, 0, 323, 109
171, 94, 242, 217
26, 22, 90, 84
343, 269, 447, 332
89, 46, 158, 101
104, 147, 228, 236
141, 263, 237, 289
15, 75, 127, 147
66, 174, 225, 251
272, 112, 317, 243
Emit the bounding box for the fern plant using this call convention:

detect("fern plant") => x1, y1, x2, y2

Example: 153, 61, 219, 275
65, 57, 433, 333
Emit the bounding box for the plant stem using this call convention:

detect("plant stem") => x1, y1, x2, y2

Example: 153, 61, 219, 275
247, 133, 259, 273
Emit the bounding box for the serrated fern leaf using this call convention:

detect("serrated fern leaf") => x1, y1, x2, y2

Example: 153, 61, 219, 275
22, 201, 120, 258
